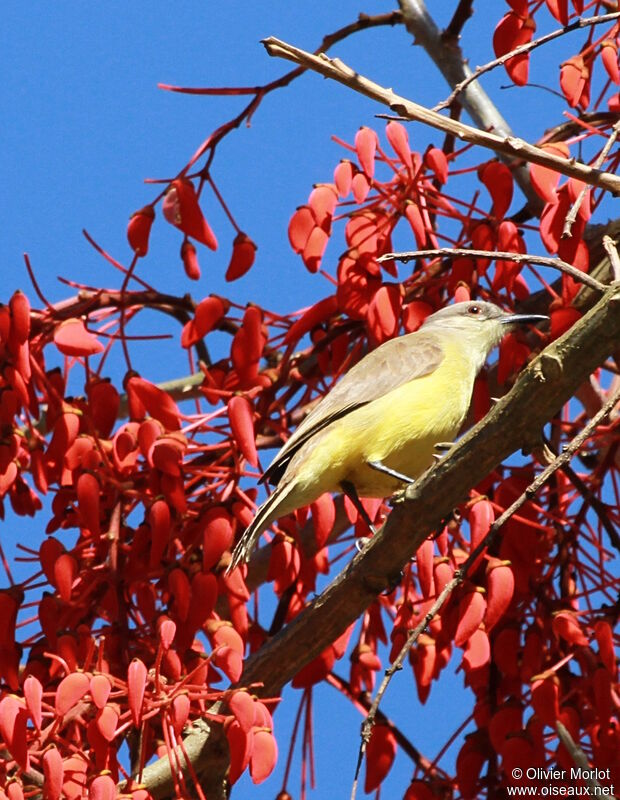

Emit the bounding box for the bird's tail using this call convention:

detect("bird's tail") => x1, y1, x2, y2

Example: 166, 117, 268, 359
227, 482, 296, 573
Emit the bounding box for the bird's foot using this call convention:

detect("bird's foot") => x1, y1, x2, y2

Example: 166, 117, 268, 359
355, 535, 374, 553
388, 489, 408, 507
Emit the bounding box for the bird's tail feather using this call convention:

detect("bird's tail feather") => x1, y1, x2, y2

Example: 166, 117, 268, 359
227, 482, 295, 573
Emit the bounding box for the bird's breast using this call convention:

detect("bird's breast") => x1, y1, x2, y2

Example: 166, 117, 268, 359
286, 339, 479, 500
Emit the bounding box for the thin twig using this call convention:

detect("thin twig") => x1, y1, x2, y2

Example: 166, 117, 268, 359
435, 12, 620, 113
378, 246, 608, 292
602, 235, 620, 282
262, 37, 620, 196
563, 121, 620, 238
556, 721, 604, 794
443, 0, 474, 41
350, 383, 620, 800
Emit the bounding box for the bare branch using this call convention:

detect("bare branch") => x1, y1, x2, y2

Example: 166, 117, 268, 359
436, 12, 620, 114
378, 246, 608, 293
262, 37, 620, 195
563, 120, 620, 238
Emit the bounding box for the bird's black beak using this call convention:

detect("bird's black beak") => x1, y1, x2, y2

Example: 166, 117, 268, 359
499, 313, 549, 326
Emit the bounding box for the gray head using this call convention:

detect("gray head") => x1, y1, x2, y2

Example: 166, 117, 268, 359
421, 300, 548, 361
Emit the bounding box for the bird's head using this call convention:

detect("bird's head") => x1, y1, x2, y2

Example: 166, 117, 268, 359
421, 300, 548, 362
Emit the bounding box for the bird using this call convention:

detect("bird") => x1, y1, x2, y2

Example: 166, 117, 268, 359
228, 300, 547, 571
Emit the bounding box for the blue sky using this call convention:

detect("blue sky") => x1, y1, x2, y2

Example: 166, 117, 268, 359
1, 2, 602, 798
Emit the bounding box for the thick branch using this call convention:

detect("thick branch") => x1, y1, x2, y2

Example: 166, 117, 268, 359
145, 282, 620, 796
262, 37, 620, 195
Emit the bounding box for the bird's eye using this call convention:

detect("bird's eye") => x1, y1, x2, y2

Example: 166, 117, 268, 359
467, 305, 482, 315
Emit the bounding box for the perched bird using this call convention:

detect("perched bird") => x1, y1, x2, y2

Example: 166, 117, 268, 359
228, 300, 547, 570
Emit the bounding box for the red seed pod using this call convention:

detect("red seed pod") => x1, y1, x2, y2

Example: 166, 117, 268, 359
76, 472, 100, 536
552, 610, 589, 646
127, 205, 155, 256
128, 658, 148, 726
385, 121, 412, 168
170, 693, 191, 735
90, 674, 112, 709
185, 572, 217, 631
546, 0, 569, 25
126, 375, 180, 431
96, 705, 119, 741
181, 240, 201, 280
308, 184, 337, 230
454, 590, 486, 647
148, 435, 185, 479
404, 781, 435, 800
226, 232, 257, 281
23, 675, 42, 730
202, 507, 234, 571
531, 675, 559, 727
54, 319, 104, 357
404, 202, 426, 248
411, 634, 436, 702
402, 300, 433, 333
181, 295, 227, 347
0, 589, 21, 649
9, 291, 30, 346
42, 747, 64, 800
333, 160, 354, 198
364, 724, 397, 793
267, 535, 300, 595
478, 161, 513, 219
488, 702, 523, 752
601, 40, 620, 84
456, 734, 487, 799
0, 696, 29, 770
292, 646, 335, 689
302, 226, 329, 273
367, 284, 401, 344
61, 754, 88, 800
229, 690, 256, 733
250, 729, 278, 785
55, 671, 90, 716
462, 628, 490, 671
351, 172, 370, 204
311, 492, 336, 549
283, 295, 338, 346
416, 539, 434, 599
530, 142, 569, 204
227, 720, 252, 785
485, 560, 515, 631
0, 303, 10, 343
560, 55, 590, 108
168, 568, 191, 622
89, 774, 116, 800
594, 620, 616, 676
163, 178, 217, 249
493, 12, 535, 86
86, 379, 120, 439
53, 553, 78, 602
468, 498, 494, 570
424, 146, 448, 183
355, 127, 377, 178
149, 499, 171, 568
288, 205, 315, 254
228, 395, 258, 467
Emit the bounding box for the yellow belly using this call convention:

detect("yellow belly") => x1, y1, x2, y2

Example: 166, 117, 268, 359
281, 345, 476, 508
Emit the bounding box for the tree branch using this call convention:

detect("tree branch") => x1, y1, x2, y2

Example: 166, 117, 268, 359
262, 37, 620, 195
140, 280, 620, 797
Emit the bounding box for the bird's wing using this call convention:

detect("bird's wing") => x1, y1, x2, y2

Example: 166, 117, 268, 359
262, 332, 445, 486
